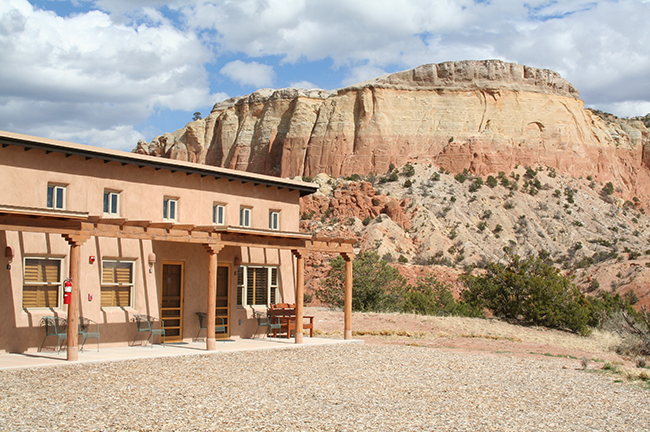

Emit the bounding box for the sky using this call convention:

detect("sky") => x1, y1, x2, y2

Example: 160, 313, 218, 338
1, 0, 650, 152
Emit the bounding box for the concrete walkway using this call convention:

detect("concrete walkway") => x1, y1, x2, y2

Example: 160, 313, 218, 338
0, 337, 363, 370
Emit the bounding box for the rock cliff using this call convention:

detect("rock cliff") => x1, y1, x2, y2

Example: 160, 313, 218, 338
135, 59, 650, 199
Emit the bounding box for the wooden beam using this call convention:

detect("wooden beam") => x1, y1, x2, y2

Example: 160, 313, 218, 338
292, 249, 306, 344
343, 252, 354, 340
220, 232, 307, 249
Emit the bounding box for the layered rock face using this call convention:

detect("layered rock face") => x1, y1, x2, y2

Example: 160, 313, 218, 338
135, 60, 650, 199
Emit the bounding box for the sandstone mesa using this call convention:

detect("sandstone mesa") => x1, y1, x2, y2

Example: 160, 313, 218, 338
134, 59, 650, 200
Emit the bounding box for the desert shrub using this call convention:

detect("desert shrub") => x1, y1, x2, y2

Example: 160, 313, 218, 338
486, 175, 498, 188
454, 173, 467, 183
468, 177, 483, 192
601, 308, 650, 356
302, 176, 313, 183
477, 221, 487, 231
524, 166, 537, 179
402, 275, 479, 317
345, 173, 362, 181
403, 179, 413, 188
316, 251, 406, 312
493, 224, 503, 234
362, 216, 372, 226
301, 210, 315, 220
398, 255, 409, 263
602, 182, 614, 196
401, 163, 415, 177
459, 254, 592, 334
430, 172, 441, 181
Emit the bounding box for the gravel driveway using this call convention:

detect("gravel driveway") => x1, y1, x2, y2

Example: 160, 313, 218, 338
1, 344, 647, 431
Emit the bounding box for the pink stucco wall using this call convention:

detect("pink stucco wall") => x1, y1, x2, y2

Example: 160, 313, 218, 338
0, 141, 304, 353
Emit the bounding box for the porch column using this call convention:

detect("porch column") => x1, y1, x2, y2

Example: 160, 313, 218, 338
342, 252, 354, 340
204, 243, 222, 351
292, 249, 306, 344
62, 234, 89, 361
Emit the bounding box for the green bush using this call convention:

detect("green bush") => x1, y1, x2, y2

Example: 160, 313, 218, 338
459, 254, 592, 334
468, 177, 483, 192
454, 173, 467, 183
486, 176, 498, 188
602, 182, 614, 196
401, 163, 415, 177
402, 275, 478, 317
362, 216, 372, 226
316, 251, 406, 312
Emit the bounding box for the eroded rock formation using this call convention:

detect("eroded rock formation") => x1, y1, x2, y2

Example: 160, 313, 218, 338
135, 60, 650, 199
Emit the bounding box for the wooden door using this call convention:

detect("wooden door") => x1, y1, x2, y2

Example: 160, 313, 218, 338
216, 265, 230, 337
161, 262, 184, 342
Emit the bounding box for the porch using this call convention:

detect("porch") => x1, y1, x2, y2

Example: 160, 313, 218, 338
0, 336, 363, 370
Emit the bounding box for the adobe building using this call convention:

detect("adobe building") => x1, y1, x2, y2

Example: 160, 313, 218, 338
0, 130, 354, 361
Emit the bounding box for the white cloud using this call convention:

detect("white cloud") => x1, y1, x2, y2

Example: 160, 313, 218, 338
342, 65, 387, 87
176, 0, 650, 116
0, 0, 218, 147
289, 80, 319, 89
220, 60, 276, 88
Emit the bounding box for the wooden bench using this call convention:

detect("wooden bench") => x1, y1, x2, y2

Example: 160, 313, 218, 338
268, 303, 314, 339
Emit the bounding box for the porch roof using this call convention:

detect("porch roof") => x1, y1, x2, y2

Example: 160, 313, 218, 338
0, 205, 355, 253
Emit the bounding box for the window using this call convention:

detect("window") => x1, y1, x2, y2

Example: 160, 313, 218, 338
23, 258, 62, 308
101, 260, 134, 307
47, 184, 66, 210
213, 204, 226, 225
237, 266, 278, 306
163, 198, 178, 221
239, 207, 252, 228
269, 211, 280, 230
103, 190, 120, 216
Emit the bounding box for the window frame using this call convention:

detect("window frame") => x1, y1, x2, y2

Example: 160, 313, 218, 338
100, 259, 135, 308
213, 203, 226, 225
237, 266, 278, 307
239, 206, 252, 228
46, 184, 66, 210
269, 210, 280, 230
103, 190, 120, 216
22, 257, 63, 309
163, 197, 178, 222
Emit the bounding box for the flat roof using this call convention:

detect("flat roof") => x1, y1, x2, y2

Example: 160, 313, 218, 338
0, 130, 319, 197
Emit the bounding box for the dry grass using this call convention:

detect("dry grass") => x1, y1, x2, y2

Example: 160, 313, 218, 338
309, 308, 623, 354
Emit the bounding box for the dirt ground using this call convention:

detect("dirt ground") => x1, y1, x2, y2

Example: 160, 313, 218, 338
306, 307, 638, 369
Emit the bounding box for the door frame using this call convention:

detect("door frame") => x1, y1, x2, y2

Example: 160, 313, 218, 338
160, 261, 185, 342
216, 263, 231, 337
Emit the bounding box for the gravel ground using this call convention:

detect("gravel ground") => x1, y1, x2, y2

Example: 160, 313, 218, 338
0, 344, 647, 431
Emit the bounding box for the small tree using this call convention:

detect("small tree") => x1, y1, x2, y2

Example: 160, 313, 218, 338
401, 163, 415, 177
402, 275, 457, 316
316, 251, 406, 312
192, 112, 202, 121
460, 254, 592, 334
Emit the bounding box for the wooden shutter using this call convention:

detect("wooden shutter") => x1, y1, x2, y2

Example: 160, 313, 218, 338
101, 261, 133, 307
23, 259, 60, 308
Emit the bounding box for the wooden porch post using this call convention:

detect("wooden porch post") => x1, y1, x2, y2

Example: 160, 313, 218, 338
204, 243, 221, 351
62, 234, 89, 361
292, 249, 305, 344
342, 252, 354, 340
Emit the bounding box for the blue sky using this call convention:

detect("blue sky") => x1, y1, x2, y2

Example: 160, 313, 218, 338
1, 0, 650, 151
